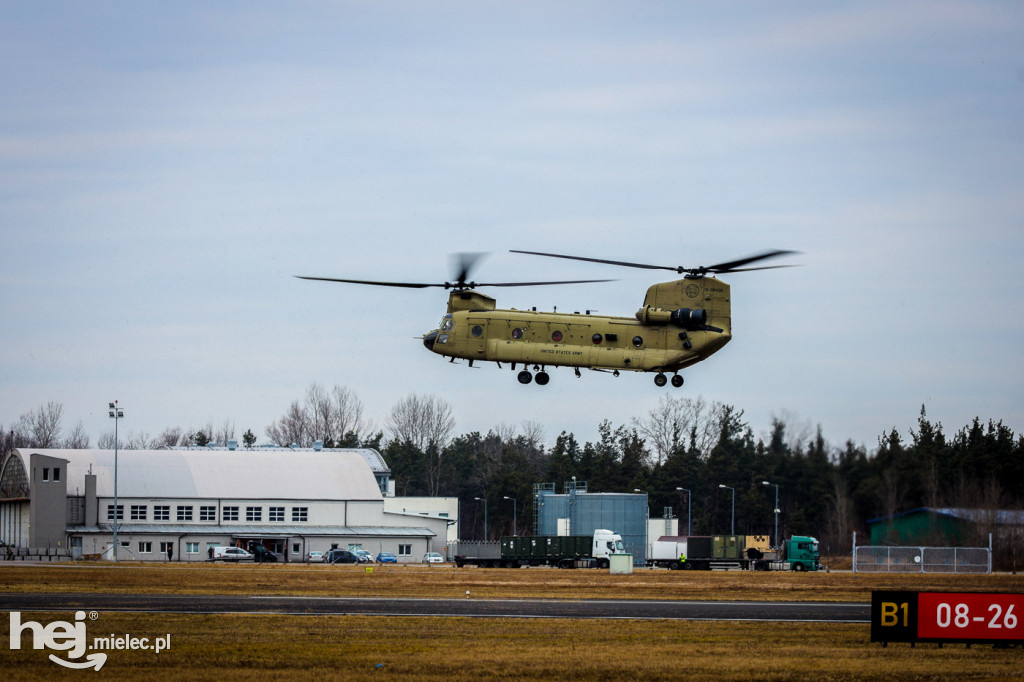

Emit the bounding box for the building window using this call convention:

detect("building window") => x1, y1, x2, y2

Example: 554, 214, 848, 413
185, 542, 199, 554
223, 506, 239, 521
42, 468, 49, 482
131, 505, 147, 521
159, 541, 173, 555
138, 542, 152, 554
106, 505, 123, 521
176, 506, 193, 522
398, 544, 412, 556
269, 507, 284, 522
292, 543, 300, 554
200, 506, 216, 522
246, 507, 262, 522
291, 507, 308, 522
153, 505, 170, 521
53, 467, 60, 482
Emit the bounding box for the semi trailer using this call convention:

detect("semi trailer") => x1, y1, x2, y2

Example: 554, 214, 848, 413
648, 534, 820, 571
454, 529, 625, 569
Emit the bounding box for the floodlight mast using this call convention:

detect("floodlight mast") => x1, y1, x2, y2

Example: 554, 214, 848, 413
719, 484, 735, 535
503, 496, 517, 536
676, 487, 691, 536
762, 481, 780, 549
108, 401, 124, 562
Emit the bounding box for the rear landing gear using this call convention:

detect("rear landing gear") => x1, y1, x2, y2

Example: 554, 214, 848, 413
517, 367, 550, 385
671, 374, 684, 388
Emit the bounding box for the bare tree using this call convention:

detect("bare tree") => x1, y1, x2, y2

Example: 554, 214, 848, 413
330, 385, 364, 443
14, 401, 64, 448
266, 401, 309, 446
265, 384, 365, 448
155, 427, 186, 448
63, 421, 90, 449
214, 420, 236, 446
387, 394, 455, 452
633, 396, 724, 465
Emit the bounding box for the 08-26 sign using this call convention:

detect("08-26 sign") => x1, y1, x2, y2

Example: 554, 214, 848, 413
872, 590, 1024, 645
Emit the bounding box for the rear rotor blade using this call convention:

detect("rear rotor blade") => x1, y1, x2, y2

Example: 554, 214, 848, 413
703, 249, 799, 273
509, 249, 680, 273
512, 248, 798, 275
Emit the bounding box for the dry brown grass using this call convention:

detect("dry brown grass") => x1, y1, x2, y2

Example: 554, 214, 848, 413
3, 563, 1024, 680
3, 612, 1023, 681
3, 561, 1023, 602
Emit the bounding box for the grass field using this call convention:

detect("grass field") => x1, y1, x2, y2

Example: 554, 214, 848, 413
3, 562, 1023, 680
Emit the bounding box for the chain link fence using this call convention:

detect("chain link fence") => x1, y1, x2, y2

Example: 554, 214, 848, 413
853, 545, 990, 573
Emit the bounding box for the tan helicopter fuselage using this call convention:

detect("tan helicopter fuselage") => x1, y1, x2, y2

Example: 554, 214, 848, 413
423, 277, 732, 376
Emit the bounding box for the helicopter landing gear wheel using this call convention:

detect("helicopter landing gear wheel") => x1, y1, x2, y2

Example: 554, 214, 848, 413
654, 373, 668, 387
535, 371, 550, 386
671, 374, 684, 388
517, 370, 533, 385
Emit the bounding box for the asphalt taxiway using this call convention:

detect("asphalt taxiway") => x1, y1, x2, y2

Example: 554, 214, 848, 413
0, 592, 869, 622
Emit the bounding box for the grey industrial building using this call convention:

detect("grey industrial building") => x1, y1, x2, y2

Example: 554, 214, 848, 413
0, 446, 448, 562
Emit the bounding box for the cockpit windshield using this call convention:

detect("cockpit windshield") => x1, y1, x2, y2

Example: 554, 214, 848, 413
440, 314, 454, 332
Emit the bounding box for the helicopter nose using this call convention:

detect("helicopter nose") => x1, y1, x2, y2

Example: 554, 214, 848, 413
423, 330, 439, 350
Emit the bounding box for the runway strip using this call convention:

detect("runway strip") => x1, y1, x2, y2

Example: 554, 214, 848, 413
0, 592, 869, 623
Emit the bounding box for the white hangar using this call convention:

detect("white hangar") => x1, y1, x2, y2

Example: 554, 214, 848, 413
0, 446, 449, 562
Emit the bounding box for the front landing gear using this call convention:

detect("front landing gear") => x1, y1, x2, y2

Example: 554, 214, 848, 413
654, 373, 685, 388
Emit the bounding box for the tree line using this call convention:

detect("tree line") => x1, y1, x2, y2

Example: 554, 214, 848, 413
3, 389, 1021, 559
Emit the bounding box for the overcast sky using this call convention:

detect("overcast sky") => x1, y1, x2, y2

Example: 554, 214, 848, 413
2, 1, 1022, 454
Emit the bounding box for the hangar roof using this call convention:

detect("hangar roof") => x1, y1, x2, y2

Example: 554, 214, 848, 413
18, 448, 383, 501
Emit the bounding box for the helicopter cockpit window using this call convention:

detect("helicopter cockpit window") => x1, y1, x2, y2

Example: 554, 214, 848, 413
440, 315, 454, 332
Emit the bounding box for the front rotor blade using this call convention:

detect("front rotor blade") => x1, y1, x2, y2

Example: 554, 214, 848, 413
295, 276, 446, 289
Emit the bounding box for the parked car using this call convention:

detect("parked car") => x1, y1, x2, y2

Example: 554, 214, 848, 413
422, 552, 444, 564
252, 545, 281, 563
211, 546, 253, 561
353, 549, 374, 563
306, 551, 324, 563
376, 552, 397, 564
325, 549, 360, 564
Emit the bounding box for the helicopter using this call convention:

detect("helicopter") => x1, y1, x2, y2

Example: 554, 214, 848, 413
297, 249, 796, 387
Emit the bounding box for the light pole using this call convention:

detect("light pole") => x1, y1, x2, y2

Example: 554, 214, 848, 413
474, 496, 488, 541
719, 484, 734, 535
503, 496, 517, 536
762, 481, 780, 549
108, 401, 124, 562
676, 487, 691, 536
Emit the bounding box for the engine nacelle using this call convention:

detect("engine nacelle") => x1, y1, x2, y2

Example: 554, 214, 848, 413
635, 306, 707, 330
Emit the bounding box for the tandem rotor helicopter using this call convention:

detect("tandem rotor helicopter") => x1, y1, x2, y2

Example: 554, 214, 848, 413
298, 249, 796, 387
